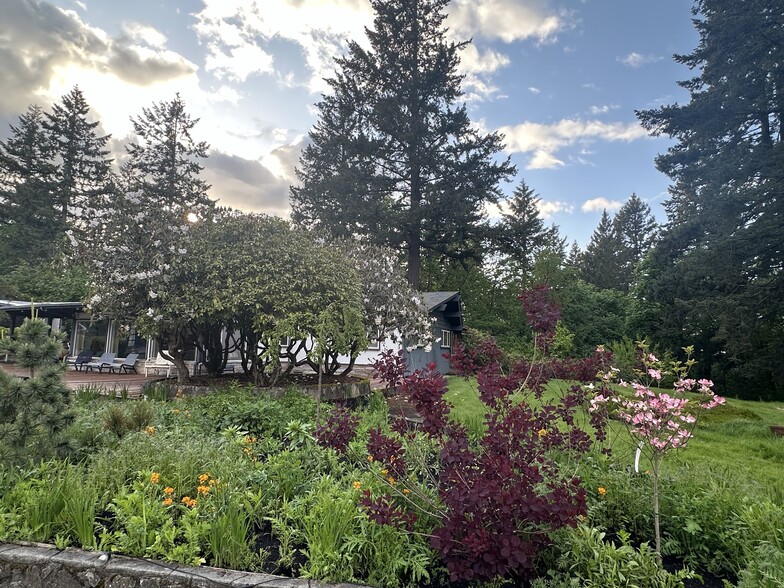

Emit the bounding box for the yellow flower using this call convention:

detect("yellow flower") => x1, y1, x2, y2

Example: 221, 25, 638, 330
150, 472, 160, 484
198, 473, 210, 484
197, 485, 210, 495
352, 481, 362, 490
367, 455, 374, 463
145, 426, 155, 435
387, 476, 396, 485
163, 486, 174, 495
162, 498, 173, 506
537, 428, 547, 437
208, 479, 217, 486
402, 489, 410, 495
380, 469, 389, 476
598, 487, 607, 496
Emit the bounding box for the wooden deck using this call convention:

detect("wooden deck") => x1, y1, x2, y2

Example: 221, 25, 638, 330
0, 361, 169, 396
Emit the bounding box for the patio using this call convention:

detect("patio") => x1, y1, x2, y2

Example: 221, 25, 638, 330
0, 361, 168, 397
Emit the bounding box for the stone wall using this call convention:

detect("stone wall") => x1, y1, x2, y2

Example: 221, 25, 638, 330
0, 542, 368, 588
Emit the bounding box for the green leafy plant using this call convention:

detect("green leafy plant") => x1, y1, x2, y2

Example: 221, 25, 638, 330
207, 500, 255, 569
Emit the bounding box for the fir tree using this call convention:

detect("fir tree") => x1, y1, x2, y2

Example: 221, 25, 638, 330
0, 106, 59, 271
0, 315, 73, 463
42, 86, 114, 246
613, 193, 658, 290
580, 209, 624, 291
291, 0, 514, 288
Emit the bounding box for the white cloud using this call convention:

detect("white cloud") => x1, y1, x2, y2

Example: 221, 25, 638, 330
588, 104, 618, 115
122, 22, 167, 48
448, 0, 566, 44
528, 86, 541, 94
498, 118, 649, 169
458, 44, 510, 101
538, 200, 574, 219
581, 197, 622, 212
618, 52, 662, 68
204, 43, 274, 82
193, 0, 373, 94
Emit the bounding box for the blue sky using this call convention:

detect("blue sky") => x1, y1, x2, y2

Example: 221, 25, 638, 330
0, 0, 699, 246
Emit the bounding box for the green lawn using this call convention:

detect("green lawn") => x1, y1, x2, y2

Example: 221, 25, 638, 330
444, 375, 784, 495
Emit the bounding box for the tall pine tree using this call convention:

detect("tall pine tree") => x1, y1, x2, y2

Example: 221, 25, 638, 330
42, 86, 114, 246
613, 193, 658, 290
0, 106, 59, 271
580, 209, 624, 291
636, 0, 784, 399
291, 0, 514, 288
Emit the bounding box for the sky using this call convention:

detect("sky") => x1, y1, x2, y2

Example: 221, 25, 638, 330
0, 0, 700, 247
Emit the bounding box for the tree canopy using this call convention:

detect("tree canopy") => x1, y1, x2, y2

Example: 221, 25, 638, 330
291, 0, 514, 288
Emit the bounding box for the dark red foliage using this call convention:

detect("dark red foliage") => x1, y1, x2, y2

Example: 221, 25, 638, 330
399, 364, 450, 438
518, 284, 561, 348
449, 336, 505, 377
367, 428, 406, 477
359, 490, 417, 530
315, 407, 359, 453
372, 349, 407, 390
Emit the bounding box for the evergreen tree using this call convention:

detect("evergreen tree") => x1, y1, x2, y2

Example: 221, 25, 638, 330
636, 0, 784, 399
613, 193, 658, 290
42, 86, 114, 245
565, 241, 583, 269
495, 180, 559, 286
0, 106, 59, 271
0, 315, 73, 463
580, 209, 624, 290
121, 93, 214, 221
291, 0, 515, 288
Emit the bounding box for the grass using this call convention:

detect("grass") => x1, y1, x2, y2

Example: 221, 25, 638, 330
444, 375, 784, 496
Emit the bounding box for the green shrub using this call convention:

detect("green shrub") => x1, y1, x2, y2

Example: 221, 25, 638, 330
736, 543, 784, 588
534, 524, 697, 588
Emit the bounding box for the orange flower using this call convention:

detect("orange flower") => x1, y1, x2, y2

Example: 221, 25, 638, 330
402, 489, 410, 495
181, 496, 197, 508
162, 498, 173, 506
163, 487, 174, 495
198, 473, 210, 484
145, 426, 156, 435
197, 485, 210, 495
387, 476, 396, 485
598, 487, 607, 496
150, 472, 160, 484
352, 481, 362, 490
367, 455, 374, 463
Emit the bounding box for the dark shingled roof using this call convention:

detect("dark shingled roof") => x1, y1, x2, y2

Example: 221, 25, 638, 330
422, 291, 459, 311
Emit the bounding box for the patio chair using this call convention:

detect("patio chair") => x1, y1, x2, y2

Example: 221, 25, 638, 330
144, 354, 176, 378
68, 349, 94, 371
111, 352, 139, 374
83, 352, 116, 373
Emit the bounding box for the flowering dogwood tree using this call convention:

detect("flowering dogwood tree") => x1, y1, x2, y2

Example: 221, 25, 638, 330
590, 342, 725, 563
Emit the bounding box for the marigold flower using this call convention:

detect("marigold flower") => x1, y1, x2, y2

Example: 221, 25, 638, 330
150, 472, 160, 484
598, 487, 607, 496
352, 481, 362, 490
162, 498, 173, 506
163, 486, 174, 495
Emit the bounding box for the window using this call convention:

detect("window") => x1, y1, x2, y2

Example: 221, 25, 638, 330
73, 319, 108, 355
367, 329, 383, 351
440, 330, 453, 349
115, 327, 148, 359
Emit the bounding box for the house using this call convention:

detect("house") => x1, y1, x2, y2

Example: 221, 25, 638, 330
0, 291, 464, 374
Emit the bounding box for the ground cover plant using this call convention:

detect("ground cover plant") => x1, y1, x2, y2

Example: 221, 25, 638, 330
0, 289, 783, 587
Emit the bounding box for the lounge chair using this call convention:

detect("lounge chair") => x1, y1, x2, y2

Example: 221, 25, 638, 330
83, 352, 116, 373
111, 353, 139, 374
68, 350, 94, 371
144, 354, 176, 377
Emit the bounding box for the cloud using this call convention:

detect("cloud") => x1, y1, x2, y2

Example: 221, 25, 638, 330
618, 52, 662, 68
581, 197, 622, 212
537, 200, 574, 219
448, 0, 566, 44
203, 150, 293, 215
528, 86, 541, 94
457, 44, 510, 101
498, 118, 649, 169
193, 0, 373, 94
0, 0, 196, 119
588, 104, 619, 115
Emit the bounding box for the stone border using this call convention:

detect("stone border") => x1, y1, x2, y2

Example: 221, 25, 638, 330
0, 542, 369, 588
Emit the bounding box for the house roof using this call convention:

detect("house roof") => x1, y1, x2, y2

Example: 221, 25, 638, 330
0, 300, 84, 320
423, 291, 460, 311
